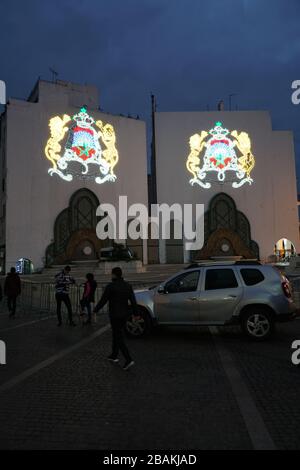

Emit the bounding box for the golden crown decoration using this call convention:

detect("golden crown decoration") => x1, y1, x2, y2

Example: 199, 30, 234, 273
186, 122, 255, 189
45, 107, 119, 184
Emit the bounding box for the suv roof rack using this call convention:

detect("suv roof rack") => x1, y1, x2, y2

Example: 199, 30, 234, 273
185, 260, 261, 269
234, 260, 261, 265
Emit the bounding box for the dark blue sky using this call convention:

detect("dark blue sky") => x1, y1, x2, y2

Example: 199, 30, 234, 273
1, 0, 300, 182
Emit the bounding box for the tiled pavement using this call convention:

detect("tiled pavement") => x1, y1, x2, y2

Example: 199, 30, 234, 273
0, 306, 299, 450
219, 323, 300, 449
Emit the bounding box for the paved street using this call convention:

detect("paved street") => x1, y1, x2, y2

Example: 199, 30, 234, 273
0, 307, 300, 450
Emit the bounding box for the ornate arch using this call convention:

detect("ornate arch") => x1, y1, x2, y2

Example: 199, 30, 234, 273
165, 219, 184, 263
194, 192, 259, 260
209, 192, 237, 232
69, 188, 99, 232
45, 188, 104, 266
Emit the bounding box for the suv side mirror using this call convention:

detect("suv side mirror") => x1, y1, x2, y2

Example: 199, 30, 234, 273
157, 285, 166, 294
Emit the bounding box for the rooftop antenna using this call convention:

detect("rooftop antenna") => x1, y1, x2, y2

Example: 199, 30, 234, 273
49, 67, 58, 83
150, 93, 157, 205
229, 93, 237, 111
217, 99, 224, 111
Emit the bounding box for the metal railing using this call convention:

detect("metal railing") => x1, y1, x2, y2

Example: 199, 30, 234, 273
18, 281, 109, 315
0, 275, 158, 317
3, 276, 300, 317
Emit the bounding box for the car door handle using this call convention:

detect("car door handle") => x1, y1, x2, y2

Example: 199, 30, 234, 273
224, 295, 237, 300
188, 297, 198, 301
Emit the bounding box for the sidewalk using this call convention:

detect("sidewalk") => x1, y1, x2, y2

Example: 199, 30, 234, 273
0, 309, 300, 449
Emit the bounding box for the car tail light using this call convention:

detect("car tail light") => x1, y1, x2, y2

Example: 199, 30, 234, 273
282, 278, 292, 298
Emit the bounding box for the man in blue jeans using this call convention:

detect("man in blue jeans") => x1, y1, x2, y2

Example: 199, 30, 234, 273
55, 266, 76, 326
94, 267, 138, 370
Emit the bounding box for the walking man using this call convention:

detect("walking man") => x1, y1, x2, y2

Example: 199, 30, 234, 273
94, 267, 138, 370
4, 267, 21, 317
55, 266, 76, 326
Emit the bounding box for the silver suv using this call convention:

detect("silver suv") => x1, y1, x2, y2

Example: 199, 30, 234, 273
127, 262, 297, 340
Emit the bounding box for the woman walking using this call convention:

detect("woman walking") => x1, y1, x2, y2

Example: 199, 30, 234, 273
80, 273, 97, 324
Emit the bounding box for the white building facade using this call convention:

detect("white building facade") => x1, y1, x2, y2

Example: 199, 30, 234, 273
154, 111, 299, 263
0, 82, 298, 271
0, 80, 148, 271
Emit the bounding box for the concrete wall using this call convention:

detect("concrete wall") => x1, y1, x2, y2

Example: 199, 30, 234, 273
155, 110, 299, 262
3, 81, 148, 270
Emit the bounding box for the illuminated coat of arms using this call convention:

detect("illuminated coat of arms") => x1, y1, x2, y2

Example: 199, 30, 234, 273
45, 107, 119, 184
186, 122, 255, 189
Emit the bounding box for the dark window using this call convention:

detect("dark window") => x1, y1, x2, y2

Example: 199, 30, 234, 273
165, 270, 200, 294
205, 269, 238, 290
240, 268, 264, 286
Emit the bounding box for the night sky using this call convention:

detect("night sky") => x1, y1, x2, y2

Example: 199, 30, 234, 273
1, 0, 300, 183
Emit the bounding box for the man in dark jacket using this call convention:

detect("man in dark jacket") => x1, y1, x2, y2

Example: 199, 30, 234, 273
4, 267, 21, 317
94, 267, 138, 370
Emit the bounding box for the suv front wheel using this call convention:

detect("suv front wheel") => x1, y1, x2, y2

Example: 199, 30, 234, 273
125, 307, 152, 338
241, 308, 274, 341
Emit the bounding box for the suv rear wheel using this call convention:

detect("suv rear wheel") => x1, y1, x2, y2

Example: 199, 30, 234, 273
241, 308, 274, 341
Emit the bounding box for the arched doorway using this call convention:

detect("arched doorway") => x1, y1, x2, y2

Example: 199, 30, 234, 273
194, 193, 259, 260
165, 219, 184, 264
274, 238, 296, 261
46, 189, 107, 265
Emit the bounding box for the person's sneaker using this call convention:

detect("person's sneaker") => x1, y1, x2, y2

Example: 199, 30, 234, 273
107, 355, 119, 363
123, 360, 135, 371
